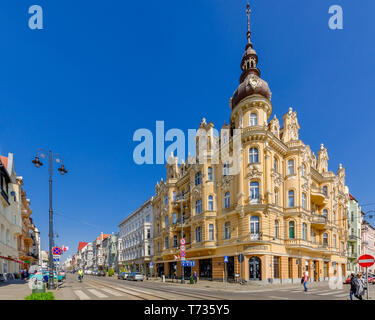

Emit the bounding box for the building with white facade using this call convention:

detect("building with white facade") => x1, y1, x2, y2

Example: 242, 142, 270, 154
346, 191, 363, 275
118, 197, 154, 274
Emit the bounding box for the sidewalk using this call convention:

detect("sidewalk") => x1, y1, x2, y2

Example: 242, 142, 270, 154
0, 279, 31, 300
144, 277, 348, 292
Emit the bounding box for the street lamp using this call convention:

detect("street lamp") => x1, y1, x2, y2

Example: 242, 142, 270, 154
32, 149, 68, 290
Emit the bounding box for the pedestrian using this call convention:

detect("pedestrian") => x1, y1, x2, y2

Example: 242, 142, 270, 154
302, 271, 309, 292
193, 271, 198, 284
349, 273, 356, 300
353, 273, 366, 300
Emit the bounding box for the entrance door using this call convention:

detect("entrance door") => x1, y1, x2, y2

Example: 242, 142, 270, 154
249, 257, 261, 280
227, 257, 235, 281
183, 266, 192, 279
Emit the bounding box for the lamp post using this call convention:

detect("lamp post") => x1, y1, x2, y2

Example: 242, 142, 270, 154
174, 193, 187, 284
32, 149, 67, 290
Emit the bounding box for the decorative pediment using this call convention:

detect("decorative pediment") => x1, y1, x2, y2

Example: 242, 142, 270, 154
218, 175, 234, 192
191, 185, 202, 199
246, 165, 262, 180
302, 182, 309, 192
271, 171, 283, 187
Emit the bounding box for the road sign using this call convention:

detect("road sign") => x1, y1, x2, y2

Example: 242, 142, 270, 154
181, 260, 195, 267
238, 254, 244, 263
180, 251, 186, 258
180, 238, 186, 245
52, 247, 62, 255
358, 254, 375, 268
180, 245, 186, 252
224, 256, 229, 263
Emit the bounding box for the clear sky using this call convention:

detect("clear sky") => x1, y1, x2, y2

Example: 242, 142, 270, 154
0, 0, 374, 263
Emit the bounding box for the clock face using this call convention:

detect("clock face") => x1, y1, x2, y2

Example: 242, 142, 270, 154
248, 75, 260, 89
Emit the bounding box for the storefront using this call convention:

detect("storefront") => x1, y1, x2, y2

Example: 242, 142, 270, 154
199, 259, 212, 279
156, 263, 164, 277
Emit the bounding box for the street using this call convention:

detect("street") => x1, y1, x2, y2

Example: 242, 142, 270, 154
51, 274, 375, 300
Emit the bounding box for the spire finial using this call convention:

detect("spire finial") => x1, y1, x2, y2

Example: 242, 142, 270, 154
246, 2, 251, 44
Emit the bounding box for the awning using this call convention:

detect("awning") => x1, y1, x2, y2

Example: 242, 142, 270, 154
0, 255, 24, 264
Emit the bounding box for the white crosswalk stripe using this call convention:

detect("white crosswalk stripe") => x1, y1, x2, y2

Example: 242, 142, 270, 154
113, 286, 154, 296
333, 292, 349, 298
99, 287, 123, 297
87, 289, 108, 298
74, 290, 91, 300
317, 291, 342, 296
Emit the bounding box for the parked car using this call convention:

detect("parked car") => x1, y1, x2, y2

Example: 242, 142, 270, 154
118, 272, 130, 280
97, 270, 105, 277
127, 272, 144, 281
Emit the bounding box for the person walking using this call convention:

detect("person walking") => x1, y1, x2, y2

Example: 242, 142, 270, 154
193, 271, 198, 284
349, 273, 356, 300
302, 271, 309, 292
353, 273, 366, 300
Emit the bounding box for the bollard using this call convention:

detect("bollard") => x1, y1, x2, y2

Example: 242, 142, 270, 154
162, 275, 165, 283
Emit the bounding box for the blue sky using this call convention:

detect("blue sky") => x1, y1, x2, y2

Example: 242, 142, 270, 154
0, 1, 374, 262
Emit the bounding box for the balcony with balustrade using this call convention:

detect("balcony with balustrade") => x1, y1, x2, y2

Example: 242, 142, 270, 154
311, 214, 328, 229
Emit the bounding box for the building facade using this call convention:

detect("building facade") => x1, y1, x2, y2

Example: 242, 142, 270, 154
346, 192, 363, 275
361, 221, 375, 274
152, 6, 349, 284
102, 233, 118, 272
92, 233, 110, 270
118, 197, 154, 273
0, 154, 25, 276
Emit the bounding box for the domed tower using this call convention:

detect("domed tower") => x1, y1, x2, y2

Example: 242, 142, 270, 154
230, 3, 272, 130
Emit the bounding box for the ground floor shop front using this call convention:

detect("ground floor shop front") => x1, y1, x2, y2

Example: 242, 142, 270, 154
153, 251, 346, 284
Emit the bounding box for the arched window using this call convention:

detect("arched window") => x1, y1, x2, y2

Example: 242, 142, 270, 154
224, 222, 231, 239
323, 233, 328, 246
274, 188, 279, 205
288, 190, 295, 207
250, 181, 260, 203
250, 216, 260, 240
289, 221, 295, 239
224, 192, 230, 208
302, 223, 307, 240
301, 164, 306, 177
302, 193, 306, 209
208, 195, 214, 211
275, 220, 279, 238
195, 172, 202, 186
195, 199, 202, 214
322, 186, 328, 196
208, 167, 213, 181
249, 148, 259, 164
250, 113, 258, 126
288, 159, 294, 175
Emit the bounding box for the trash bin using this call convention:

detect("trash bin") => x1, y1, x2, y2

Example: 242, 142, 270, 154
32, 281, 46, 294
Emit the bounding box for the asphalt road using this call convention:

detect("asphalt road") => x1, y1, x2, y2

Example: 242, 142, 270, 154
60, 274, 373, 300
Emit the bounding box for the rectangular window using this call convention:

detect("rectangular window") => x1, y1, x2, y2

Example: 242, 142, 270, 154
196, 227, 202, 242
165, 237, 169, 249
273, 256, 280, 279
195, 200, 202, 214
209, 224, 214, 241
147, 229, 151, 239
288, 160, 294, 175
224, 223, 231, 239
208, 167, 213, 181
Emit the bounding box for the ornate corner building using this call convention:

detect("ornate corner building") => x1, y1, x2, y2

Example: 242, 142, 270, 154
151, 4, 349, 284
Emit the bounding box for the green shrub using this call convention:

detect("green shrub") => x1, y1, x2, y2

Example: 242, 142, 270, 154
14, 273, 20, 279
108, 268, 114, 277
25, 292, 55, 300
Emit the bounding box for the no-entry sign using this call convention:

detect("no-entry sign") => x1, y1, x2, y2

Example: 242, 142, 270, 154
358, 254, 375, 268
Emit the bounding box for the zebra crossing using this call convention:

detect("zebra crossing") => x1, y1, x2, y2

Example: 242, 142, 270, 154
72, 285, 140, 300
277, 287, 350, 299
